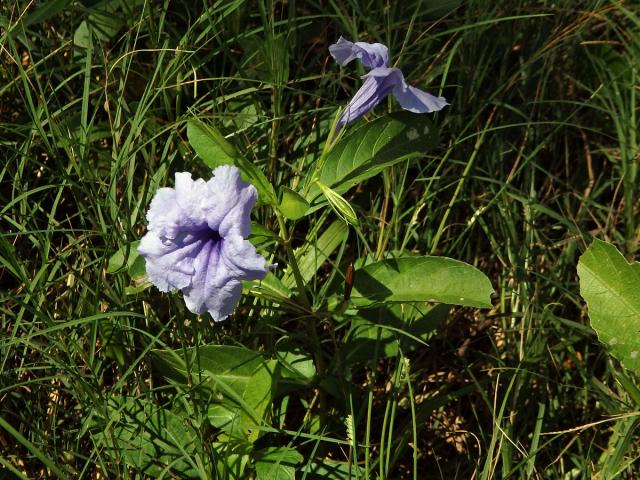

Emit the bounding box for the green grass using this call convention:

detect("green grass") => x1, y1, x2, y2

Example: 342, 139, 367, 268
1, 0, 640, 478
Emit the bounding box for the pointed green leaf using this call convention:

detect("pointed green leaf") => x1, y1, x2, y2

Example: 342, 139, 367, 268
351, 256, 493, 308
279, 186, 309, 220
187, 119, 277, 205
577, 239, 640, 370
152, 346, 278, 442
316, 181, 358, 226
187, 119, 238, 168
107, 240, 140, 274
306, 112, 438, 204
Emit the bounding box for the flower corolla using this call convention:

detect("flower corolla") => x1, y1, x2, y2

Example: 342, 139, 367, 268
138, 165, 269, 321
329, 36, 448, 127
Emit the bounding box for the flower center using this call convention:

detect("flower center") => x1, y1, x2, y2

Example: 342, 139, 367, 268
207, 228, 222, 243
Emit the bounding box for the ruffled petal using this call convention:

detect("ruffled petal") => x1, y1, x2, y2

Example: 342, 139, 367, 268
219, 234, 270, 282
204, 165, 256, 236
137, 231, 200, 292
392, 83, 448, 113
146, 187, 182, 239
329, 36, 389, 69
180, 238, 252, 320
180, 238, 223, 315
337, 67, 403, 127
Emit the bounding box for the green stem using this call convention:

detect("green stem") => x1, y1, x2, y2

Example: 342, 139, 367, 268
275, 212, 309, 309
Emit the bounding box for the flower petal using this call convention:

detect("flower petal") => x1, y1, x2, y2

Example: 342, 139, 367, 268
392, 84, 448, 113
337, 67, 402, 127
220, 234, 270, 281
180, 238, 223, 315
204, 165, 256, 237
137, 231, 200, 292
329, 36, 389, 69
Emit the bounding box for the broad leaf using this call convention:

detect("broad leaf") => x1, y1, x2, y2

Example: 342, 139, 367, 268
90, 397, 201, 478
340, 303, 449, 366
153, 346, 278, 441
187, 119, 238, 168
254, 446, 303, 480
276, 345, 316, 384
279, 186, 309, 220
577, 239, 640, 370
351, 256, 493, 308
306, 112, 438, 204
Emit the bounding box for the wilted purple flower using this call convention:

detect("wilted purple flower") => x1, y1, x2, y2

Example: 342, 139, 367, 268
138, 165, 270, 321
329, 36, 448, 127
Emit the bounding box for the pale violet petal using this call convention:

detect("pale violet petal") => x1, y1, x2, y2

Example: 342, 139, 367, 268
137, 231, 199, 292
392, 84, 448, 113
204, 165, 254, 234
146, 187, 181, 239
180, 238, 223, 314
217, 182, 257, 238
205, 281, 243, 321
174, 172, 209, 226
329, 36, 389, 69
219, 235, 269, 281
337, 67, 403, 127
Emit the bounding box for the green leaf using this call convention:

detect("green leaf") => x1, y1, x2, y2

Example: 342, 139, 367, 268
351, 256, 493, 308
249, 223, 280, 249
577, 239, 640, 370
306, 112, 438, 204
107, 240, 140, 274
153, 346, 278, 441
186, 119, 238, 168
90, 397, 201, 478
276, 345, 316, 384
186, 119, 277, 205
235, 156, 278, 206
74, 2, 124, 49
282, 219, 348, 289
316, 181, 359, 226
213, 439, 252, 479
128, 254, 146, 280
279, 186, 309, 220
340, 303, 449, 366
254, 446, 303, 480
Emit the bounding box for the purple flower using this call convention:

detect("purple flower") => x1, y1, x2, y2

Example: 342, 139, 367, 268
329, 36, 448, 127
138, 165, 270, 321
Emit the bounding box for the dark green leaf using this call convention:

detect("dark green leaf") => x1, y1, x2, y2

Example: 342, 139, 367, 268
340, 303, 449, 365
254, 446, 303, 480
577, 239, 640, 370
279, 186, 309, 220
351, 256, 493, 308
186, 119, 238, 168
91, 397, 201, 478
306, 112, 438, 204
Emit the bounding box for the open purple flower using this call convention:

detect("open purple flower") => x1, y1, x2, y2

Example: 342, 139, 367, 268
138, 165, 270, 321
329, 36, 448, 127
